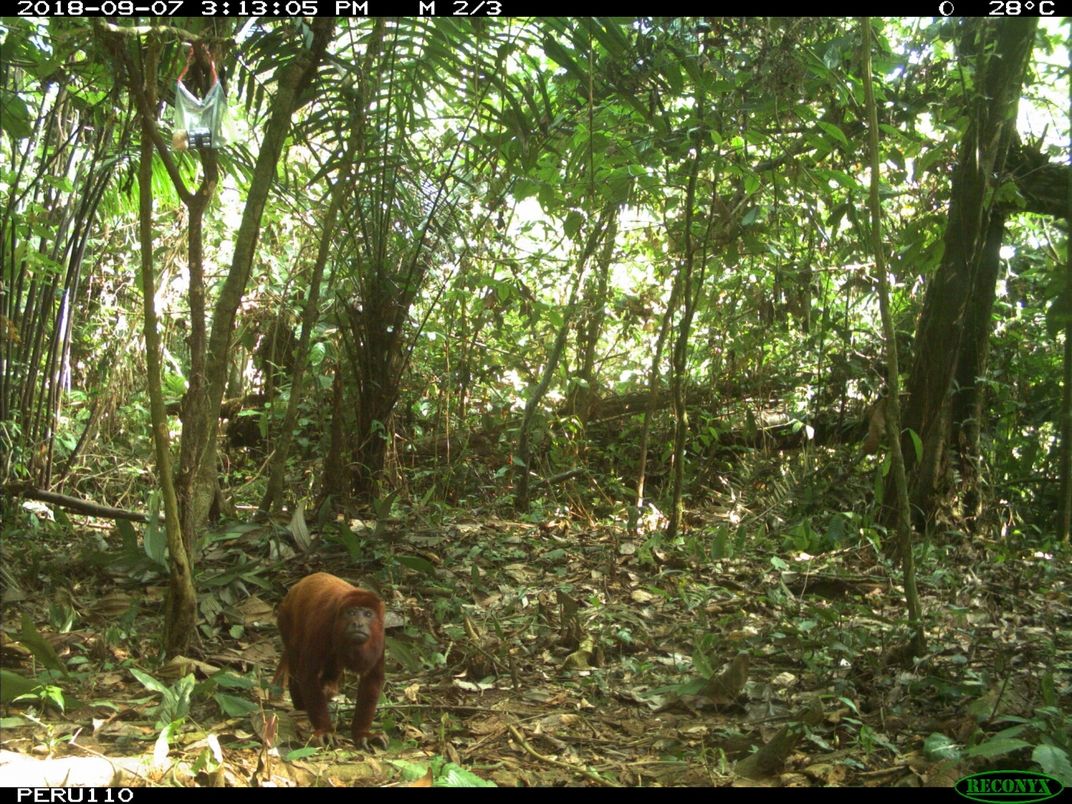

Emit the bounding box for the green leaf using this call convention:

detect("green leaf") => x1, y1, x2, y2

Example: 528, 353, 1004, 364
390, 759, 431, 782
130, 668, 172, 697
563, 210, 584, 239
438, 763, 497, 787
214, 693, 260, 717
541, 36, 588, 85
712, 528, 729, 559
963, 737, 1032, 759
21, 685, 65, 713
603, 169, 632, 205
908, 429, 923, 464
210, 672, 254, 690
923, 732, 961, 761
117, 519, 138, 552
513, 177, 541, 201
373, 489, 400, 519
396, 555, 437, 576
384, 638, 421, 673
338, 528, 361, 561
588, 20, 629, 58
1033, 745, 1072, 786
0, 670, 39, 703
816, 120, 849, 149
19, 614, 66, 675
822, 36, 851, 69
0, 89, 32, 139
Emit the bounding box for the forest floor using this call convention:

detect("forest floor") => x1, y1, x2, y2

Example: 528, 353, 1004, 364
1, 453, 1069, 787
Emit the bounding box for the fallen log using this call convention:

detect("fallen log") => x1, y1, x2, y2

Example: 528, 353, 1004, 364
4, 483, 149, 522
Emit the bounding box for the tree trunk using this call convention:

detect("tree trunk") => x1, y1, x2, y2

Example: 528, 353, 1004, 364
343, 283, 408, 501
1060, 124, 1072, 540
259, 185, 344, 516
862, 17, 923, 657
1060, 79, 1072, 544
631, 270, 682, 536
322, 363, 349, 505
104, 23, 214, 655
950, 213, 1005, 522
513, 221, 604, 512
1060, 296, 1072, 543
666, 148, 702, 542
895, 18, 1037, 523
135, 36, 196, 657
0, 71, 117, 492
177, 19, 334, 544
572, 207, 618, 420
175, 183, 215, 557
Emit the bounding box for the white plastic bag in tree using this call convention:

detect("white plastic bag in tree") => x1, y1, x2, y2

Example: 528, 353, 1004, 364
172, 47, 226, 151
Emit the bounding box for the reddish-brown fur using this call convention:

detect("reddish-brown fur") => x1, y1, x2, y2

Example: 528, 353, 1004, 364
275, 572, 386, 748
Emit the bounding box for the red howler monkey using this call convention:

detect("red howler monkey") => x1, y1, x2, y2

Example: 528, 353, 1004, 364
275, 572, 386, 748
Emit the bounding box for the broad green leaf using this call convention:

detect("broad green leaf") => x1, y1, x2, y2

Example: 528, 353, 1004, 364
923, 732, 960, 761
963, 737, 1032, 759
564, 210, 584, 239
130, 668, 171, 696
816, 120, 849, 149
210, 672, 254, 690
214, 693, 260, 717
396, 555, 437, 576
438, 764, 497, 787
0, 89, 32, 139
19, 614, 65, 675
541, 36, 588, 84
0, 670, 39, 703
908, 429, 923, 464
1033, 745, 1072, 786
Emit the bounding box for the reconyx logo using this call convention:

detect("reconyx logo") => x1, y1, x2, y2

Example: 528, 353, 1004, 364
955, 771, 1064, 804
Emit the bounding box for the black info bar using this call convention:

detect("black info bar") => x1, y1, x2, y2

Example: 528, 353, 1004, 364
12, 1, 1066, 16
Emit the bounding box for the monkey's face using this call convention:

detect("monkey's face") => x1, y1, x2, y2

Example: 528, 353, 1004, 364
340, 605, 378, 645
